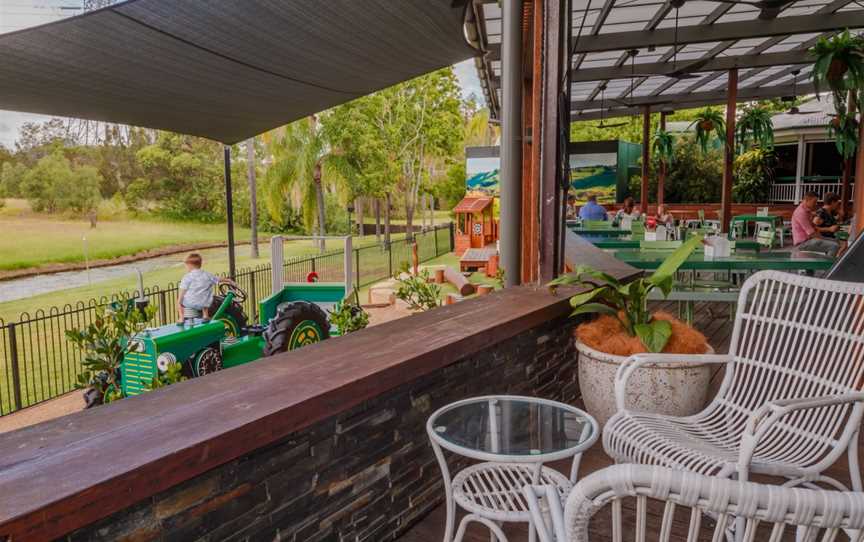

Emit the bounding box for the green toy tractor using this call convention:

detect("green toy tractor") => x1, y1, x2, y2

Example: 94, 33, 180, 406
120, 281, 344, 397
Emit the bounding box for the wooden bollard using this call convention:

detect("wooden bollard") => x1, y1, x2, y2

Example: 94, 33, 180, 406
476, 285, 494, 296
486, 254, 499, 278
434, 268, 445, 284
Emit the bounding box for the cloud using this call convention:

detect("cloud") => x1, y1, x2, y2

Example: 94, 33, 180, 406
453, 59, 486, 106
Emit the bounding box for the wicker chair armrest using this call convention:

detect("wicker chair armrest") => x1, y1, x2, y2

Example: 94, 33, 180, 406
739, 392, 864, 468
614, 354, 732, 411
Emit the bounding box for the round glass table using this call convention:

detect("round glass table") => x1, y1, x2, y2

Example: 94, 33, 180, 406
426, 395, 598, 542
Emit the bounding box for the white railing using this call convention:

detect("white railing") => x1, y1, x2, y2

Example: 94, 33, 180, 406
770, 182, 854, 203
769, 183, 797, 203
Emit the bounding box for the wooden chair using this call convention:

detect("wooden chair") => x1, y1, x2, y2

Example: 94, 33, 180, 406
524, 464, 864, 542
604, 271, 864, 493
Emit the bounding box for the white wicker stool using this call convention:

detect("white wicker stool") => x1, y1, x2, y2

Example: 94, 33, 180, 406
451, 462, 573, 542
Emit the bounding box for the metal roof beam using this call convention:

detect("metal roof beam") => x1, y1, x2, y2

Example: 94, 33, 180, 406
571, 12, 864, 54
570, 50, 811, 83
571, 81, 813, 112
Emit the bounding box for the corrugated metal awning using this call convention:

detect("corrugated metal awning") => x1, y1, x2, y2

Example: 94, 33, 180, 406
0, 0, 477, 143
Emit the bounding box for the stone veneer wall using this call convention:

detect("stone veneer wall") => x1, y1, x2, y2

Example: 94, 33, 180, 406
66, 315, 577, 542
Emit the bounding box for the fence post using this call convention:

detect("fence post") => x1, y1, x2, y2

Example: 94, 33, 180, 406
7, 323, 22, 412
249, 272, 258, 321
343, 236, 353, 293
270, 236, 284, 291
449, 222, 455, 252
355, 248, 361, 289
158, 290, 167, 325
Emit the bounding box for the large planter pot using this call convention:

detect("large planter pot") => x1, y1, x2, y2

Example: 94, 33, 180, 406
576, 339, 715, 428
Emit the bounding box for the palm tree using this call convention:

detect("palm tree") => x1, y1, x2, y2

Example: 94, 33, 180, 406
464, 109, 499, 147
265, 116, 353, 251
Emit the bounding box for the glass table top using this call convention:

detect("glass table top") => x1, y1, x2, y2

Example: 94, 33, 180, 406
429, 396, 595, 459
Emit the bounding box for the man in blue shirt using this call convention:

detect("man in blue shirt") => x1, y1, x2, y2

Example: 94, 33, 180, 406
578, 195, 608, 221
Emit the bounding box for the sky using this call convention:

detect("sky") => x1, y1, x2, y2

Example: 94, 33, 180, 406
0, 1, 485, 149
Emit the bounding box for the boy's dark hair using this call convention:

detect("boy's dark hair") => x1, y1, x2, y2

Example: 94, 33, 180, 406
185, 253, 203, 268
824, 193, 841, 205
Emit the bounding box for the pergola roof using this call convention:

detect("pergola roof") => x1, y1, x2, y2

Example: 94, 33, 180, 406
0, 0, 476, 144
469, 0, 863, 121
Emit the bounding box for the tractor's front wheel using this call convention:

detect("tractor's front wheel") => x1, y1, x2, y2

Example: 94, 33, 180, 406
262, 301, 330, 356
194, 346, 223, 377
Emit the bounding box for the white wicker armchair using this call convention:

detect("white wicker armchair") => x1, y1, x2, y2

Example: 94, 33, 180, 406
524, 464, 864, 542
603, 270, 864, 491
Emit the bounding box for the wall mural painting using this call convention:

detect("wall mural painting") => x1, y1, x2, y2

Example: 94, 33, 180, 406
569, 152, 617, 204
466, 156, 500, 196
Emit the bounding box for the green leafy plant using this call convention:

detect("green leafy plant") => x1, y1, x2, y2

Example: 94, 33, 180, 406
736, 106, 774, 151
689, 109, 726, 153
652, 130, 674, 166
829, 114, 860, 159
328, 292, 370, 334
494, 267, 506, 289
144, 361, 186, 391
810, 31, 864, 103
548, 235, 703, 353
733, 148, 775, 203
395, 270, 441, 311
66, 301, 155, 406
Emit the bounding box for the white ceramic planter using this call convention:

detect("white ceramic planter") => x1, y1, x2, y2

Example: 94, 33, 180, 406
576, 339, 715, 428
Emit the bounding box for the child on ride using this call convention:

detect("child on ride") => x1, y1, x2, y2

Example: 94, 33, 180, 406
177, 253, 234, 322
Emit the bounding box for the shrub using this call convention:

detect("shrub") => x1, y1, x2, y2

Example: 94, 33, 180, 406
21, 152, 101, 214
395, 270, 440, 311
733, 148, 775, 203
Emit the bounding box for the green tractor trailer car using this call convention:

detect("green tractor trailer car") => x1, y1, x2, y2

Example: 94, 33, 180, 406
119, 236, 352, 397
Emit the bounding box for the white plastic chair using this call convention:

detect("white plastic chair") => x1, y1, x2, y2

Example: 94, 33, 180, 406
604, 271, 864, 492
524, 464, 864, 542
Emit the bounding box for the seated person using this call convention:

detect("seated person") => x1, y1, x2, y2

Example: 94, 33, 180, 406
578, 194, 608, 221
654, 204, 675, 228
792, 191, 841, 258
814, 192, 847, 254
176, 253, 234, 322
566, 194, 578, 220
615, 196, 641, 221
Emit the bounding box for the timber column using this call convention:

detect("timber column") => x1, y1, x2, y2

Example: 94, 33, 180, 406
640, 105, 651, 210
721, 68, 737, 233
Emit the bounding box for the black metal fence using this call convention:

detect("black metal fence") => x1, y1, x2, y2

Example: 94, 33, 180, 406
0, 224, 453, 416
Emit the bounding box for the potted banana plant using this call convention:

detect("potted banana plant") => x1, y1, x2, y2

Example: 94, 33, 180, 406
690, 109, 726, 153
549, 236, 712, 425
736, 106, 774, 151
829, 114, 860, 159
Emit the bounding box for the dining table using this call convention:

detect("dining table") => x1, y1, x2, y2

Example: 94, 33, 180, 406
612, 249, 834, 273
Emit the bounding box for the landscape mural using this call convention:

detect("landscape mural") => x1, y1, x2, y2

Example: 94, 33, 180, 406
569, 152, 617, 204
466, 156, 500, 196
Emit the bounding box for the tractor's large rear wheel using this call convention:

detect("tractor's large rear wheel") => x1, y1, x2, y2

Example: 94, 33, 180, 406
262, 301, 330, 356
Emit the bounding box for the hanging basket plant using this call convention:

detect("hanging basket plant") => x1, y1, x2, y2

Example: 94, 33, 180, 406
652, 130, 675, 166
828, 113, 860, 159
736, 106, 774, 151
689, 109, 726, 153
810, 30, 864, 106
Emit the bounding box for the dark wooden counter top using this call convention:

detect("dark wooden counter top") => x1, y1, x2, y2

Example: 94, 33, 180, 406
0, 239, 637, 540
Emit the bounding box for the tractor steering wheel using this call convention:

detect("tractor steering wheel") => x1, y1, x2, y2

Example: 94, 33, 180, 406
218, 282, 248, 303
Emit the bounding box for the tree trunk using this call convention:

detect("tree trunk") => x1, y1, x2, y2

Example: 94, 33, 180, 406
355, 197, 364, 237
314, 162, 326, 252
246, 137, 259, 259
384, 193, 392, 248
405, 194, 414, 241
374, 198, 382, 245
429, 195, 434, 228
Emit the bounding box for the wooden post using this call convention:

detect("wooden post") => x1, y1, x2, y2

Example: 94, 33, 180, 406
657, 111, 667, 207
640, 105, 651, 211
721, 68, 738, 233
842, 95, 855, 219
854, 114, 864, 236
